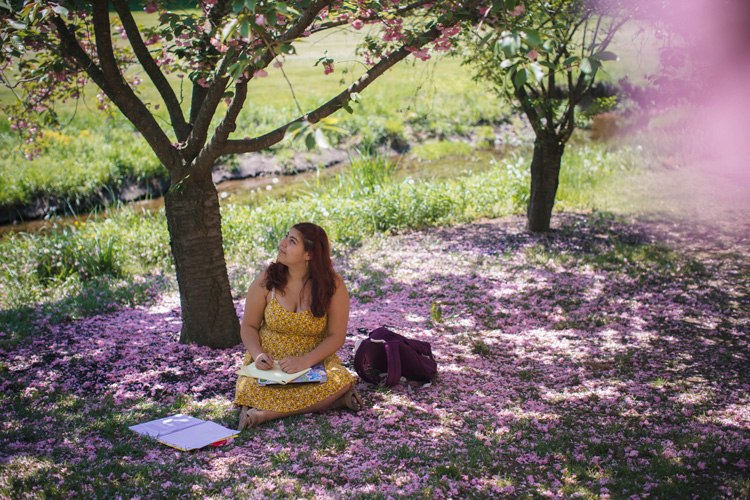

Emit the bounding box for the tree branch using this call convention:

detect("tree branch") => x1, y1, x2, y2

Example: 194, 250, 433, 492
256, 0, 334, 69
50, 15, 113, 97
183, 69, 230, 161
111, 0, 189, 141
221, 2, 482, 156
195, 79, 249, 171
516, 86, 542, 137
183, 0, 334, 163
188, 0, 230, 134
55, 3, 177, 169
559, 68, 587, 141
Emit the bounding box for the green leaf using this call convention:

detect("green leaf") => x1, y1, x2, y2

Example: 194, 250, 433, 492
314, 128, 330, 149
287, 120, 306, 136
528, 63, 544, 82
504, 0, 518, 9
522, 28, 542, 47
592, 50, 618, 61
221, 18, 239, 42
227, 60, 247, 79
272, 3, 300, 18
563, 56, 580, 67
478, 32, 494, 47
543, 39, 557, 52
504, 71, 514, 90
10, 35, 24, 53
500, 34, 521, 58
8, 20, 26, 30
50, 4, 68, 16
493, 39, 502, 57
537, 60, 555, 70
500, 57, 519, 69
579, 57, 592, 74
513, 68, 527, 88
304, 132, 316, 150
342, 101, 353, 114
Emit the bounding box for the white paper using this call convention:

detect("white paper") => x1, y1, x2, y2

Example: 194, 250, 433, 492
236, 361, 310, 384
129, 413, 238, 451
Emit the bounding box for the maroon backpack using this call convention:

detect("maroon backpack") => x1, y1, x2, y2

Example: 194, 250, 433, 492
353, 327, 438, 387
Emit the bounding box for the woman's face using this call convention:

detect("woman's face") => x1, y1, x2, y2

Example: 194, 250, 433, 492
277, 228, 310, 267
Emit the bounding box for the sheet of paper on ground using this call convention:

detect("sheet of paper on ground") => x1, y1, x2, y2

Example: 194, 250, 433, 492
129, 414, 238, 451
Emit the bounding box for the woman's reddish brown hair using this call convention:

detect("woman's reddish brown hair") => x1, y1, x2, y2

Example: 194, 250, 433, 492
263, 223, 337, 317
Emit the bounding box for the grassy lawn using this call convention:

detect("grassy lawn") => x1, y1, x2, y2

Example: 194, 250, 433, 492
1, 126, 749, 497
1, 208, 748, 499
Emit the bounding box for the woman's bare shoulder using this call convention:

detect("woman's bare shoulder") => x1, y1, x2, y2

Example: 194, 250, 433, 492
247, 267, 271, 299
334, 272, 346, 287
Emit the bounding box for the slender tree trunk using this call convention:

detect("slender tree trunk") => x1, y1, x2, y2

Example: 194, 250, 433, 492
527, 132, 565, 233
164, 168, 241, 348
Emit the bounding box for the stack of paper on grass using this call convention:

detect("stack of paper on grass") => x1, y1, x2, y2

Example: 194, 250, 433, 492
129, 414, 238, 451
235, 361, 311, 385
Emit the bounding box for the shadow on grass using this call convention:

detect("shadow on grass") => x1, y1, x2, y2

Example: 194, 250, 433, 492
1, 212, 748, 498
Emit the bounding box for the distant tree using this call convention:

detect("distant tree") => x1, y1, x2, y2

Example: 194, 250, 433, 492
0, 0, 490, 347
463, 0, 632, 232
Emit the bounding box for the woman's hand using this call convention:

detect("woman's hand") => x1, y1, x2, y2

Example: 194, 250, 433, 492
278, 356, 309, 374
255, 352, 275, 371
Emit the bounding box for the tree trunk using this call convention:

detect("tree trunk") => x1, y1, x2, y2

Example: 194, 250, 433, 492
527, 132, 565, 233
164, 168, 241, 348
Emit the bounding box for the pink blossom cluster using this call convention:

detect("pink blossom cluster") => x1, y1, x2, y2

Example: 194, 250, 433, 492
382, 19, 405, 43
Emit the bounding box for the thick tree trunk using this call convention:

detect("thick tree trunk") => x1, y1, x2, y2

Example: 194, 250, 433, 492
527, 132, 565, 233
164, 168, 241, 348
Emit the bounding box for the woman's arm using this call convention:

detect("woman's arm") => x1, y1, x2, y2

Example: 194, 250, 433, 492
240, 269, 273, 369
278, 275, 350, 373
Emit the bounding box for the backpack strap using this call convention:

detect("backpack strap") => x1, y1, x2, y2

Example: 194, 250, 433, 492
383, 339, 402, 387
353, 338, 379, 384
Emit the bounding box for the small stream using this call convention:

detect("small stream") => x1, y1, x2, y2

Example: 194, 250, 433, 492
0, 149, 503, 237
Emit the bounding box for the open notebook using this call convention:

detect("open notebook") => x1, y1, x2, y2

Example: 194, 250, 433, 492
129, 414, 238, 451
236, 361, 326, 386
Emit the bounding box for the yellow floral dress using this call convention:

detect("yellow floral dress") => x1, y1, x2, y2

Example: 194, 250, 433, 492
234, 290, 355, 412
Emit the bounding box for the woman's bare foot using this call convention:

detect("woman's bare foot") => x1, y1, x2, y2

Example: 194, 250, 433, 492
238, 406, 265, 430
343, 388, 364, 411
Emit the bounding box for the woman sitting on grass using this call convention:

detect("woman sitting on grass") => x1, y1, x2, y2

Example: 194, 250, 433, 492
235, 222, 363, 430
